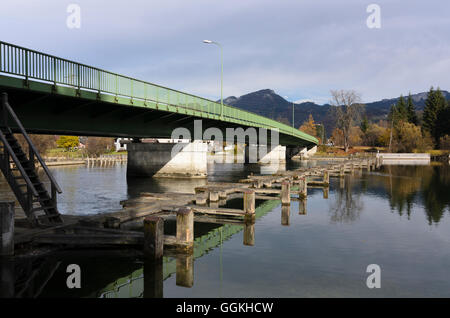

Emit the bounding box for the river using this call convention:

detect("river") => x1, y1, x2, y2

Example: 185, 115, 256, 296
1, 160, 450, 297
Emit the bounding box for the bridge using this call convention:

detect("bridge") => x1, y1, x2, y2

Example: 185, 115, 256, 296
0, 40, 317, 179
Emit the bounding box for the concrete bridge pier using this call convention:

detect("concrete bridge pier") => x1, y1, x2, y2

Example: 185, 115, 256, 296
244, 144, 287, 164
127, 141, 207, 178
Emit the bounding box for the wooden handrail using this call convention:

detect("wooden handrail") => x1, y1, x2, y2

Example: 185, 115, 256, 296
1, 93, 62, 193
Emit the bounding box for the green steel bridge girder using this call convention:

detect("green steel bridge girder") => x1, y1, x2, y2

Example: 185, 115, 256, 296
0, 40, 318, 147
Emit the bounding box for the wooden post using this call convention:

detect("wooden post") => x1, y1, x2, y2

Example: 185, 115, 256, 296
209, 191, 219, 202
323, 170, 329, 186
339, 165, 345, 177
0, 202, 14, 256
281, 205, 290, 226
350, 163, 354, 175
263, 180, 272, 188
0, 258, 14, 298
104, 216, 121, 229
243, 222, 255, 246
298, 177, 307, 200
252, 179, 263, 189
340, 176, 345, 189
219, 191, 227, 200
323, 187, 329, 199
176, 254, 194, 288
366, 160, 371, 171
243, 190, 255, 223
195, 193, 207, 205
144, 258, 163, 298
281, 181, 290, 206
298, 199, 307, 215
176, 207, 194, 251
144, 216, 164, 260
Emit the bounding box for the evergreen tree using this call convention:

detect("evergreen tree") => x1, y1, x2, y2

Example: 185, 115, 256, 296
423, 87, 448, 147
406, 93, 418, 125
395, 95, 408, 122
360, 116, 369, 134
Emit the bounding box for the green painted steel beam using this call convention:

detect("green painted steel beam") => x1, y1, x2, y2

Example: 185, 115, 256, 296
0, 41, 318, 146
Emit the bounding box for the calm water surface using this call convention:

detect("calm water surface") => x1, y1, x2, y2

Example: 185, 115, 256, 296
2, 161, 450, 297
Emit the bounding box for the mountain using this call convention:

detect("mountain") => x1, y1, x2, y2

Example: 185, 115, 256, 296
221, 89, 450, 138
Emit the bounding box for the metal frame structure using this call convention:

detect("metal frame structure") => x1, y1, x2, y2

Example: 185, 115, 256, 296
0, 41, 318, 145
0, 93, 62, 227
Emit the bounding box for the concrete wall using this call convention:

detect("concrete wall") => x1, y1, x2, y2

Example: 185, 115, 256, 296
376, 153, 430, 165
258, 145, 286, 163
127, 141, 207, 178
294, 145, 318, 159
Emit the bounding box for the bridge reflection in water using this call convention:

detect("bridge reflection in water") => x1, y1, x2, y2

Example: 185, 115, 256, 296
98, 199, 280, 298
0, 199, 282, 298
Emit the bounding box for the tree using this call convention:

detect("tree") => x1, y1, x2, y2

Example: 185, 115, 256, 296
364, 123, 389, 147
436, 102, 450, 146
396, 95, 408, 122
15, 134, 56, 156
299, 114, 317, 137
406, 93, 418, 125
360, 116, 369, 134
391, 121, 433, 153
331, 128, 344, 146
85, 137, 115, 156
56, 136, 79, 151
422, 87, 448, 147
330, 90, 365, 152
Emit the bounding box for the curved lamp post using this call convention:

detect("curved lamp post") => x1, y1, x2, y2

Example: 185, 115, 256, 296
203, 40, 223, 118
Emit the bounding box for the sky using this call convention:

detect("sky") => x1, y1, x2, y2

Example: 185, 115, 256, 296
1, 0, 449, 104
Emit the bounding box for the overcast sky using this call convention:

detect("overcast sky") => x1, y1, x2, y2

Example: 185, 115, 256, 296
1, 0, 449, 104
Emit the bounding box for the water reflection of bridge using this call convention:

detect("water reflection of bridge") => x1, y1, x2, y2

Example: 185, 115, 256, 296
99, 199, 280, 298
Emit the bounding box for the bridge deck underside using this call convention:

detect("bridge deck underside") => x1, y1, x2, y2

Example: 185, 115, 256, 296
0, 75, 314, 147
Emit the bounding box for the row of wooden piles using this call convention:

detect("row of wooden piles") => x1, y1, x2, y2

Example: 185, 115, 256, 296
3, 157, 379, 260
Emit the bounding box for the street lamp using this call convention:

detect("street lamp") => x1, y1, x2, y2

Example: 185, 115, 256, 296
203, 40, 223, 118
284, 96, 295, 133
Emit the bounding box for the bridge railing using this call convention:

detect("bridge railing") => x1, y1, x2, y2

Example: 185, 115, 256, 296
0, 41, 317, 144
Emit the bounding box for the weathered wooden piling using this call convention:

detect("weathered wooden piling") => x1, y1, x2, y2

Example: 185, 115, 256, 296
281, 181, 291, 206
243, 190, 256, 223
144, 216, 164, 260
144, 259, 163, 298
176, 207, 194, 251
323, 170, 329, 185
243, 222, 255, 246
339, 165, 345, 177
281, 205, 290, 226
323, 187, 329, 199
176, 254, 194, 288
0, 202, 14, 256
298, 199, 307, 215
0, 258, 14, 298
209, 191, 219, 202
104, 216, 121, 229
195, 193, 207, 205
298, 177, 307, 200
219, 191, 227, 200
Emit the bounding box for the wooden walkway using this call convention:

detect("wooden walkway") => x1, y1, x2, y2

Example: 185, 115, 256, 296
9, 156, 379, 258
